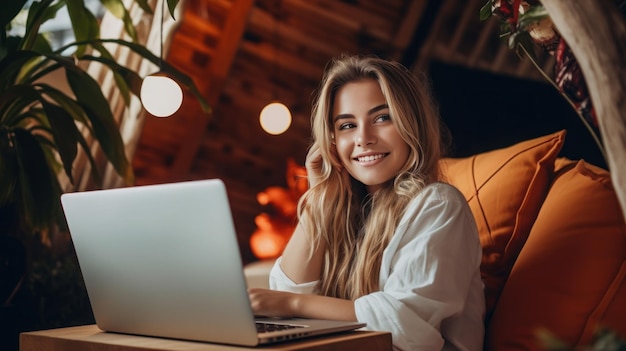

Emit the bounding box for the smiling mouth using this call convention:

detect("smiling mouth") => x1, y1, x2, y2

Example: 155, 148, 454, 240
355, 153, 388, 162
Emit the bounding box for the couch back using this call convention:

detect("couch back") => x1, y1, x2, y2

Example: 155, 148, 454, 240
441, 130, 626, 350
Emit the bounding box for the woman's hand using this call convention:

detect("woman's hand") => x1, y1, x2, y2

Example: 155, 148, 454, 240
305, 144, 324, 188
306, 143, 346, 188
248, 288, 298, 318
248, 288, 358, 321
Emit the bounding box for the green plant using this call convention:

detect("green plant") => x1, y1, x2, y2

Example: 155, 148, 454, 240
0, 0, 209, 236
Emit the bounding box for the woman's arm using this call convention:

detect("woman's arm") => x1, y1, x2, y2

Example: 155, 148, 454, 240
279, 223, 325, 283
279, 144, 327, 283
248, 288, 357, 321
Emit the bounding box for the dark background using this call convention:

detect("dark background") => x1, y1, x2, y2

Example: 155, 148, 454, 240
430, 61, 606, 169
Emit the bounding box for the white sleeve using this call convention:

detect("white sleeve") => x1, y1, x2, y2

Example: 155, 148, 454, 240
354, 184, 483, 351
269, 257, 319, 294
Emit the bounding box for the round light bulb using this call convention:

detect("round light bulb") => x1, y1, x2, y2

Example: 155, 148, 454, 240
259, 102, 292, 135
140, 73, 183, 117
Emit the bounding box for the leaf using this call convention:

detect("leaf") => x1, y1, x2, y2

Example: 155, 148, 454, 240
0, 0, 28, 30
1, 36, 22, 62
66, 0, 100, 56
517, 5, 549, 31
84, 40, 146, 101
35, 84, 104, 184
82, 55, 137, 104
167, 0, 181, 20
40, 100, 79, 183
102, 0, 152, 18
29, 108, 104, 186
161, 61, 211, 114
479, 1, 493, 21
26, 60, 67, 86
100, 0, 139, 42
100, 0, 127, 19
62, 38, 211, 113
22, 0, 61, 51
134, 0, 153, 15
99, 0, 140, 43
0, 83, 42, 125
13, 128, 63, 231
30, 34, 54, 55
36, 83, 92, 128
36, 53, 123, 142
63, 64, 133, 183
73, 125, 104, 186
0, 50, 39, 90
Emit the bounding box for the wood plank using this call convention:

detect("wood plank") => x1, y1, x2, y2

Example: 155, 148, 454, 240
20, 325, 393, 351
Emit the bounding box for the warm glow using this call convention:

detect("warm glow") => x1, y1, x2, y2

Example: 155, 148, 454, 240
140, 74, 183, 117
249, 159, 308, 260
259, 102, 292, 135
249, 214, 292, 259
250, 230, 287, 259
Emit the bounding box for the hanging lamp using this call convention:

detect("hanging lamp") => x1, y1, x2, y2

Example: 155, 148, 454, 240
259, 0, 292, 135
140, 0, 183, 117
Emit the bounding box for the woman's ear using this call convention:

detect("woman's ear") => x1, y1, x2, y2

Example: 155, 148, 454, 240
330, 133, 336, 145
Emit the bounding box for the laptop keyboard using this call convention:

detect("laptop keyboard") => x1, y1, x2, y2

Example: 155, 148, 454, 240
256, 321, 306, 333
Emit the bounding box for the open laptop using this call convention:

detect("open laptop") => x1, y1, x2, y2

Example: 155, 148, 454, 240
60, 179, 365, 346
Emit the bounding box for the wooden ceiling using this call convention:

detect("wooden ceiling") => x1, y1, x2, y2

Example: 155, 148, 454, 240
131, 0, 554, 263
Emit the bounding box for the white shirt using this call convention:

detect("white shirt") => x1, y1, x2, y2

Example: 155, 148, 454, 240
270, 182, 485, 351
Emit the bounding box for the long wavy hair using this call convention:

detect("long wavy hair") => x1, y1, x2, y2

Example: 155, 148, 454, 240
298, 55, 447, 300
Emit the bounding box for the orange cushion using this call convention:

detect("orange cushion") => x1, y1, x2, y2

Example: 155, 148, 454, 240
440, 130, 565, 318
486, 159, 626, 350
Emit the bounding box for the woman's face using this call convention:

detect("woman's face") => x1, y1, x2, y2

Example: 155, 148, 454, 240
331, 79, 410, 193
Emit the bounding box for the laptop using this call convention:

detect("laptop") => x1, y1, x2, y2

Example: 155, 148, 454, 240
60, 179, 365, 346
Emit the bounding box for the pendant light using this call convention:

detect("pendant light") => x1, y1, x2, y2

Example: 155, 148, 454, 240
259, 0, 291, 135
140, 0, 183, 117
260, 101, 291, 135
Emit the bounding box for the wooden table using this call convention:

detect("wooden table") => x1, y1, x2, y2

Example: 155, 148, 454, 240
20, 324, 393, 351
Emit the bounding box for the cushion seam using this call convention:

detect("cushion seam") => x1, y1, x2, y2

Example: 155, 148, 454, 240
473, 135, 561, 192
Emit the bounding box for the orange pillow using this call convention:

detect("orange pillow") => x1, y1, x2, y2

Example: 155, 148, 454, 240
440, 130, 565, 318
486, 159, 626, 350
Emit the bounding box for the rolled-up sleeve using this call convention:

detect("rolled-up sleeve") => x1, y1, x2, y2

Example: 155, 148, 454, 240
269, 257, 319, 294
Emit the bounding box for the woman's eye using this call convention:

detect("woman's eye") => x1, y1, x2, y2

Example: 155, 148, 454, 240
338, 122, 356, 130
375, 114, 391, 123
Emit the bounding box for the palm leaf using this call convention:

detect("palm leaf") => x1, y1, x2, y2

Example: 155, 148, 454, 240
41, 101, 79, 183
0, 50, 39, 90
65, 0, 101, 56
1, 0, 207, 233
13, 128, 63, 231
0, 83, 41, 125
101, 0, 152, 42
64, 64, 133, 183
59, 38, 211, 113
22, 0, 60, 51
37, 84, 105, 184
166, 0, 181, 20
36, 83, 93, 130
0, 0, 27, 30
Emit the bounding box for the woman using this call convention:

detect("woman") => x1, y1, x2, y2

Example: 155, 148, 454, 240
248, 55, 485, 350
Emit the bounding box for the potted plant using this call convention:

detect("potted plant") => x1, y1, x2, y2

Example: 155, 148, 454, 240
0, 0, 208, 339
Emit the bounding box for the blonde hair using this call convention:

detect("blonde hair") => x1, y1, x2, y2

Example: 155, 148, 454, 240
299, 55, 446, 300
